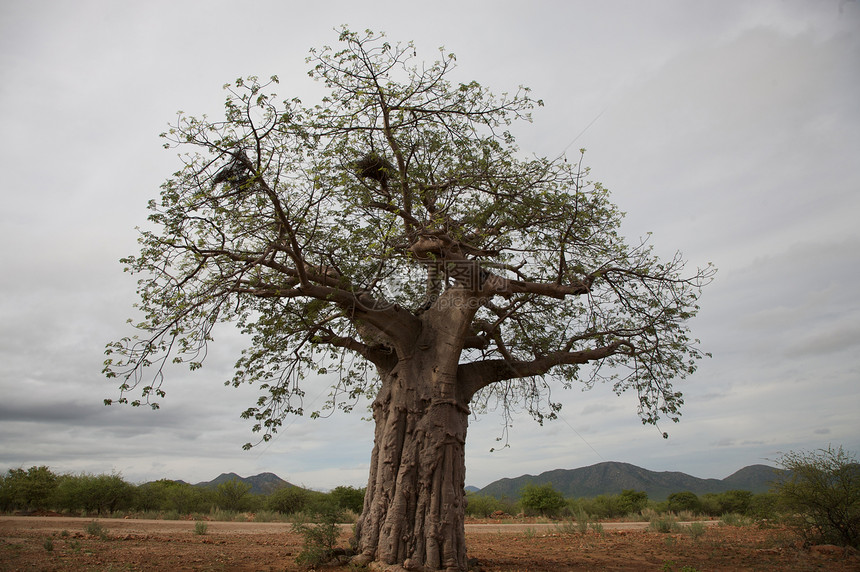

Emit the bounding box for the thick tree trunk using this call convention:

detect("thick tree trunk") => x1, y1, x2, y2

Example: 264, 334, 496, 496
354, 357, 470, 571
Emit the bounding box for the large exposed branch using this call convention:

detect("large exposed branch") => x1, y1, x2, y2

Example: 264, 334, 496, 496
457, 341, 632, 401
312, 330, 398, 370
483, 273, 594, 299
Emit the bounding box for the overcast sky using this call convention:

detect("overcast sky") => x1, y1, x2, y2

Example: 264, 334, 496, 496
1, 0, 858, 491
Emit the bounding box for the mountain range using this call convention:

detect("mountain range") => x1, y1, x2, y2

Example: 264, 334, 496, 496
475, 461, 784, 501
193, 472, 295, 496
187, 462, 783, 500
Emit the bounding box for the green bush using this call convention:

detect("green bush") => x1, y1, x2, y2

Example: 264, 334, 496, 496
465, 493, 506, 518
1, 466, 59, 511
772, 445, 859, 548
618, 489, 649, 515
685, 521, 707, 540
194, 520, 208, 535
589, 494, 623, 519
650, 515, 681, 533
166, 481, 211, 514
60, 473, 134, 515
292, 506, 345, 567
85, 520, 108, 540
719, 512, 753, 527
267, 486, 309, 514
132, 479, 210, 514
304, 490, 339, 515
519, 483, 566, 517
214, 478, 252, 512
329, 486, 365, 514
253, 509, 284, 522
747, 492, 778, 519
700, 490, 753, 516
667, 491, 701, 514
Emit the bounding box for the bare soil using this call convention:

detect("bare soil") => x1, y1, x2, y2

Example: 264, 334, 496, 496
2, 515, 858, 571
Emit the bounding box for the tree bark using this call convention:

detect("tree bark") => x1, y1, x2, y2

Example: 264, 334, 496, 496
355, 355, 470, 571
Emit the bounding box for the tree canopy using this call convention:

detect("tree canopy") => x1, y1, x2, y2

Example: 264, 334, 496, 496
104, 28, 713, 446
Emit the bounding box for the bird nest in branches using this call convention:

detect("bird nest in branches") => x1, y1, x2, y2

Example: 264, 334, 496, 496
354, 153, 395, 183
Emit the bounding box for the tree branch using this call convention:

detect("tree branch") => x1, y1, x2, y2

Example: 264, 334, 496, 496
457, 341, 632, 400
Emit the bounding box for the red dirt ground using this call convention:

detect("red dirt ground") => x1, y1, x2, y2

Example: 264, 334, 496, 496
1, 515, 858, 571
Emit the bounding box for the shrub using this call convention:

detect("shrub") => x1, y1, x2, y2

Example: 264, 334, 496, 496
209, 507, 240, 521
465, 494, 506, 518
618, 489, 649, 515
329, 486, 365, 514
76, 473, 135, 515
650, 515, 681, 533
720, 512, 753, 527
554, 519, 581, 535
214, 478, 252, 512
85, 520, 108, 540
700, 490, 753, 517
267, 486, 309, 514
553, 508, 590, 534
747, 492, 778, 520
667, 492, 701, 514
1, 466, 59, 511
772, 445, 859, 548
685, 521, 707, 540
589, 494, 623, 519
253, 509, 284, 522
574, 508, 590, 533
292, 506, 344, 567
194, 520, 208, 535
519, 483, 566, 517
138, 480, 209, 514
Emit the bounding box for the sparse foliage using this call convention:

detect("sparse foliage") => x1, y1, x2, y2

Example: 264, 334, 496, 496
85, 520, 109, 540
772, 445, 859, 548
292, 506, 345, 568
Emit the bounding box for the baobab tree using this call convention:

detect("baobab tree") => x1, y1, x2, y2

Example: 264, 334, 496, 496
104, 28, 714, 571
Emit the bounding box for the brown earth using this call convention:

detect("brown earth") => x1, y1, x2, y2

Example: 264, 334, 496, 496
1, 515, 858, 571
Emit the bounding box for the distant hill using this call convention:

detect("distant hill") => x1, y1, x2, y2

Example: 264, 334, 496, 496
194, 472, 295, 496
477, 461, 784, 501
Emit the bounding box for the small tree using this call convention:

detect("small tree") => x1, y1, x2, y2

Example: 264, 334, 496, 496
158, 480, 209, 514
104, 28, 714, 570
0, 473, 13, 512
329, 485, 365, 514
133, 480, 169, 512
520, 483, 566, 517
267, 485, 309, 514
464, 493, 504, 518
667, 491, 701, 514
773, 445, 859, 548
293, 505, 345, 568
2, 466, 59, 511
214, 478, 252, 512
618, 489, 649, 516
